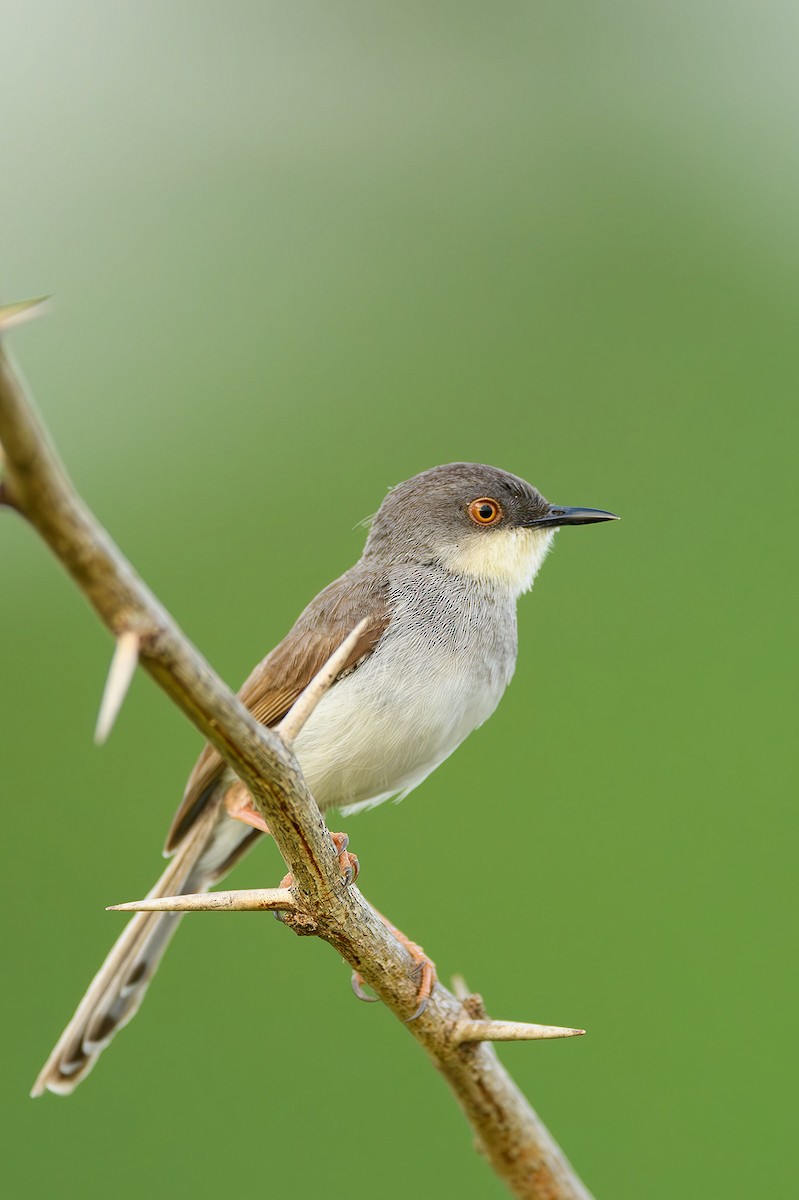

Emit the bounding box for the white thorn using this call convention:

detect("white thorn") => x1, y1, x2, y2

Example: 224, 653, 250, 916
107, 887, 296, 913
0, 297, 51, 332
277, 617, 369, 746
453, 1019, 586, 1045
94, 630, 140, 744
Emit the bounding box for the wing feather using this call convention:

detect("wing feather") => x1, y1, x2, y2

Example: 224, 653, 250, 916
164, 569, 390, 853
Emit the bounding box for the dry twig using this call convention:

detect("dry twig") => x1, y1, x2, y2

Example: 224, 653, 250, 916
0, 303, 594, 1200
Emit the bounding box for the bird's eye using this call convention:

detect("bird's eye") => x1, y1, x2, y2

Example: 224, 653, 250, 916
468, 497, 503, 525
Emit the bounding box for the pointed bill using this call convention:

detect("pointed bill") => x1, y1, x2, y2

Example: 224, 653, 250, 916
94, 630, 140, 744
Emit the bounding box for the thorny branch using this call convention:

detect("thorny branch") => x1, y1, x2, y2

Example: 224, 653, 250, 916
0, 301, 594, 1200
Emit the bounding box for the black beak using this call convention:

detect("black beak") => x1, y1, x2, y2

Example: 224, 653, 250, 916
523, 505, 620, 529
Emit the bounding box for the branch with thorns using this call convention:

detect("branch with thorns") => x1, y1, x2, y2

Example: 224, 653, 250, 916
0, 299, 593, 1200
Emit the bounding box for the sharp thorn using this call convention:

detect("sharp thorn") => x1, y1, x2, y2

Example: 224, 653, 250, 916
94, 630, 140, 744
0, 296, 51, 332
277, 617, 369, 746
454, 1019, 586, 1045
107, 887, 296, 913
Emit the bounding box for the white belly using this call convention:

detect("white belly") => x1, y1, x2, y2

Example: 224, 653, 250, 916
293, 629, 513, 815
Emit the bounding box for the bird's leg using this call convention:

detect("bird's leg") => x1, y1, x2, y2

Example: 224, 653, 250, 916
224, 784, 271, 834
352, 908, 436, 1020
226, 786, 359, 885
228, 782, 428, 1005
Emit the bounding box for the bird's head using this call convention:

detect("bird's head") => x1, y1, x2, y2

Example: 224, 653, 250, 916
364, 462, 618, 596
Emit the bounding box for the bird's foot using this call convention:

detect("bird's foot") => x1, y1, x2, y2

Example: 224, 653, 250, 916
330, 831, 360, 885
352, 909, 436, 1021
276, 830, 359, 890
226, 781, 357, 889
225, 792, 357, 884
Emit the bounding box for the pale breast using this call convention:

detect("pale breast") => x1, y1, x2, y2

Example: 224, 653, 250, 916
292, 570, 518, 814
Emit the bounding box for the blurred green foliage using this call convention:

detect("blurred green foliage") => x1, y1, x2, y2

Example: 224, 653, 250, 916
1, 3, 796, 1196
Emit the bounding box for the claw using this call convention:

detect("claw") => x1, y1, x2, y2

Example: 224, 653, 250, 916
375, 914, 436, 1020
330, 831, 359, 884
406, 955, 435, 1021
351, 971, 380, 1003
350, 906, 436, 1020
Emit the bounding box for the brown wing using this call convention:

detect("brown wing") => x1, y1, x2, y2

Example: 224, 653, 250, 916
164, 568, 391, 853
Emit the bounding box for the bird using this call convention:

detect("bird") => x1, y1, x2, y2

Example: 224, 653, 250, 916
32, 462, 618, 1096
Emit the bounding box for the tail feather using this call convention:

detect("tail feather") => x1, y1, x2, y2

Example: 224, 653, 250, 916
34, 911, 181, 1094
32, 800, 256, 1097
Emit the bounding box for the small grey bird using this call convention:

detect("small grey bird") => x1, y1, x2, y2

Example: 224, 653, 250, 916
33, 462, 617, 1096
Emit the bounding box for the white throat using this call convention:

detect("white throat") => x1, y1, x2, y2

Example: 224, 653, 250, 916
440, 527, 555, 596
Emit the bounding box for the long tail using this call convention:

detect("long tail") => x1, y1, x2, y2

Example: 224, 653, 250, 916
32, 800, 258, 1097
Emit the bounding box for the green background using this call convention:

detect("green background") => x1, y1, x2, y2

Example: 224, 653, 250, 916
1, 3, 795, 1197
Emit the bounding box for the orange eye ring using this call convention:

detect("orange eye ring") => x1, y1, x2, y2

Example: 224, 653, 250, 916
468, 497, 503, 526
